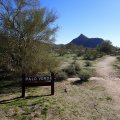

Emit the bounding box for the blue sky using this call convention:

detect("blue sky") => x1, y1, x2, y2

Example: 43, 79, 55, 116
41, 0, 120, 47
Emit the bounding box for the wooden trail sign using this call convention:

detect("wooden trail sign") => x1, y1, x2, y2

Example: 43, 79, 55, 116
22, 73, 55, 97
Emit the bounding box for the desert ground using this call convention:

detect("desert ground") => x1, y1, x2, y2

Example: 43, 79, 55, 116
0, 56, 120, 120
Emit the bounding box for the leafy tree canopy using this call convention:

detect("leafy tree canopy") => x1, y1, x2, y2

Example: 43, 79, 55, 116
0, 0, 58, 42
0, 0, 58, 75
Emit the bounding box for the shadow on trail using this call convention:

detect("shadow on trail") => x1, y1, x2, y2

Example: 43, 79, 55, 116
0, 96, 22, 104
0, 94, 52, 104
71, 80, 88, 85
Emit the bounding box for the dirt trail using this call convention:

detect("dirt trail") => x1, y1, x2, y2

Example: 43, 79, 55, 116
91, 56, 120, 107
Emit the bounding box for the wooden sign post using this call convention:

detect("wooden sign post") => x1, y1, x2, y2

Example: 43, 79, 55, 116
22, 73, 55, 98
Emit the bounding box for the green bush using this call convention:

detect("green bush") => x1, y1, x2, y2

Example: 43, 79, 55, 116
73, 56, 77, 60
83, 49, 104, 60
65, 62, 81, 76
83, 54, 97, 60
117, 56, 120, 61
79, 70, 91, 81
74, 62, 81, 72
77, 52, 83, 57
97, 40, 113, 54
85, 61, 92, 67
65, 64, 76, 76
97, 53, 104, 58
56, 70, 68, 81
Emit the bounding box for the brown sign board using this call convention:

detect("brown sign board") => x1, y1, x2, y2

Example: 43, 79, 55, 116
22, 73, 55, 97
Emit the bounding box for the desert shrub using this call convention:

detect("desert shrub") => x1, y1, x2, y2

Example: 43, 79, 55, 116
83, 49, 104, 60
56, 70, 68, 81
97, 40, 113, 54
117, 56, 120, 61
73, 56, 77, 60
65, 62, 81, 76
65, 64, 76, 76
83, 53, 96, 60
79, 70, 91, 81
77, 52, 83, 57
97, 52, 104, 58
74, 62, 81, 72
0, 0, 58, 77
85, 61, 92, 67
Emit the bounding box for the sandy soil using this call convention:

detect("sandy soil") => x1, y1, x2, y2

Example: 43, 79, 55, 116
91, 56, 120, 108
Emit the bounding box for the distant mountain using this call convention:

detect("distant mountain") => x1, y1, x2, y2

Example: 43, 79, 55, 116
69, 34, 104, 48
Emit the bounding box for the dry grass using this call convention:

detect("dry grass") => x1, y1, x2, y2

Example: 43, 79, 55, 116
113, 57, 120, 78
0, 55, 119, 120
0, 79, 120, 120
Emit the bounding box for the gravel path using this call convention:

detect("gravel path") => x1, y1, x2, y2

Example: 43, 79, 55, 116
91, 56, 120, 107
